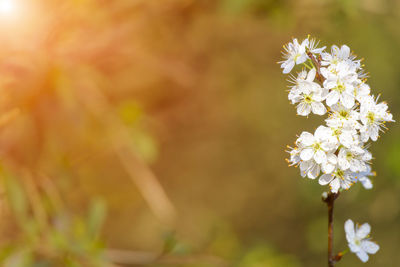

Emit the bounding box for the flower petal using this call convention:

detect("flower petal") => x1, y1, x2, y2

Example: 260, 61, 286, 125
321, 162, 335, 174
298, 132, 314, 146
326, 91, 339, 106
344, 219, 355, 242
314, 149, 327, 164
356, 250, 369, 263
307, 68, 316, 81
356, 223, 371, 239
340, 93, 355, 109
361, 241, 379, 254
311, 102, 327, 115
340, 45, 350, 59
283, 61, 295, 74
359, 177, 373, 189
330, 178, 340, 193
319, 174, 333, 185
297, 102, 311, 116
307, 164, 320, 179
300, 148, 314, 161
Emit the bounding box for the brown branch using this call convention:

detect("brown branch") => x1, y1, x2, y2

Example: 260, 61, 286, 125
307, 51, 324, 84
323, 192, 340, 267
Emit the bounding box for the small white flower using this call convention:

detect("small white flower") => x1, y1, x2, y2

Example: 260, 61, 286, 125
318, 167, 354, 193
321, 45, 360, 71
338, 146, 371, 172
321, 45, 351, 65
329, 126, 360, 149
326, 104, 361, 130
296, 90, 327, 116
280, 38, 308, 74
321, 152, 338, 174
322, 63, 357, 109
288, 69, 327, 114
359, 95, 394, 142
297, 126, 337, 164
345, 219, 379, 262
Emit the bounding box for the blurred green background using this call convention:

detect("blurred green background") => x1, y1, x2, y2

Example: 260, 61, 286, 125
0, 0, 399, 266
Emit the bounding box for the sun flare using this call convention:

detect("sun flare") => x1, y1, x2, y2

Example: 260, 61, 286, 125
0, 0, 16, 15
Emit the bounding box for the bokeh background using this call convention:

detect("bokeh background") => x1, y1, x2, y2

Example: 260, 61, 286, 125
0, 0, 399, 266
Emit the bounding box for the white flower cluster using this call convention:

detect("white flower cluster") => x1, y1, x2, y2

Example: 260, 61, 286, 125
283, 37, 394, 193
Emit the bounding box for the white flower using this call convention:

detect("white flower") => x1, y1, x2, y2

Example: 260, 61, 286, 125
322, 63, 357, 109
359, 95, 394, 142
326, 104, 361, 130
328, 126, 361, 149
321, 152, 338, 174
296, 94, 327, 116
297, 126, 337, 164
321, 45, 351, 66
280, 38, 308, 74
345, 219, 379, 262
291, 69, 328, 116
349, 165, 375, 189
321, 44, 360, 71
318, 167, 354, 193
288, 69, 324, 105
287, 146, 322, 179
306, 38, 326, 54
337, 146, 371, 172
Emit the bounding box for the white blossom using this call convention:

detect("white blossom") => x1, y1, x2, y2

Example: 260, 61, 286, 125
297, 126, 337, 164
280, 38, 308, 74
288, 69, 327, 109
359, 95, 394, 142
292, 69, 328, 116
345, 219, 379, 262
322, 63, 357, 109
321, 44, 360, 71
318, 168, 354, 193
326, 104, 361, 130
337, 146, 371, 172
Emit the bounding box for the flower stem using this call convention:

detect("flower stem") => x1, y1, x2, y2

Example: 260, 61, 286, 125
302, 62, 313, 70
323, 192, 340, 267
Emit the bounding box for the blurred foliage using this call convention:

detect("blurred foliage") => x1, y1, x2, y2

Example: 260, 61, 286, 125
0, 0, 398, 266
0, 168, 109, 266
